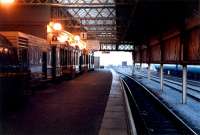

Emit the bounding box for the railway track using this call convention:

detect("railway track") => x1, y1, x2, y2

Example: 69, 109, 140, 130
144, 72, 200, 90
135, 73, 200, 102
118, 71, 197, 135
151, 72, 200, 88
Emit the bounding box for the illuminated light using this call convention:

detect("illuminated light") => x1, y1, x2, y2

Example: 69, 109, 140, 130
57, 33, 69, 43
4, 48, 8, 53
78, 41, 86, 50
49, 22, 54, 26
0, 0, 15, 4
47, 25, 52, 33
74, 35, 80, 42
57, 35, 67, 43
53, 23, 62, 31
82, 42, 86, 49
0, 47, 3, 53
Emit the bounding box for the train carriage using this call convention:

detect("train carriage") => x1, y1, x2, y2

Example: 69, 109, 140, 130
0, 32, 30, 109
0, 31, 94, 109
88, 51, 94, 71
0, 32, 49, 86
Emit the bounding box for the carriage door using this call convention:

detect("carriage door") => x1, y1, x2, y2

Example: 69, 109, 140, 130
42, 52, 47, 79
79, 55, 83, 71
18, 37, 29, 71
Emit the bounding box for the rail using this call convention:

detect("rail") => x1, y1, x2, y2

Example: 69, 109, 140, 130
136, 72, 200, 102
117, 71, 198, 135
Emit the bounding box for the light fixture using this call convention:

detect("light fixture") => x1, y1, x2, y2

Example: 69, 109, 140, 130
74, 35, 80, 42
57, 34, 68, 43
47, 25, 52, 33
4, 48, 8, 54
0, 47, 3, 53
0, 0, 15, 4
53, 23, 62, 31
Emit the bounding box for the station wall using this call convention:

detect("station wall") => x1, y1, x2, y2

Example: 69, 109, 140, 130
0, 5, 51, 39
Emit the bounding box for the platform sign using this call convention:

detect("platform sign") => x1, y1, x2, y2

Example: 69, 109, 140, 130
80, 32, 87, 40
102, 51, 110, 54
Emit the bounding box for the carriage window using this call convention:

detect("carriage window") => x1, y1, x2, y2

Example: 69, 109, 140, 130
47, 48, 51, 66
18, 47, 29, 68
0, 47, 17, 66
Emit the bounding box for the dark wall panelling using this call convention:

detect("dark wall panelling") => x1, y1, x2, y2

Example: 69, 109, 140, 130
187, 27, 200, 64
135, 51, 140, 63
150, 44, 161, 63
163, 35, 181, 63
141, 49, 147, 63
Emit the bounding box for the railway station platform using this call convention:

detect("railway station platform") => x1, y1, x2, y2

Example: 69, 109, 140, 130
1, 69, 130, 135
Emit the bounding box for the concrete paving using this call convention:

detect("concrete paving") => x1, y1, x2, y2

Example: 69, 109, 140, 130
99, 70, 129, 135
1, 69, 112, 135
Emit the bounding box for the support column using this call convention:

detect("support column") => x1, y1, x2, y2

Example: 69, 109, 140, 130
132, 48, 136, 75
148, 63, 151, 80
51, 45, 57, 80
42, 52, 47, 79
182, 65, 187, 104
160, 64, 164, 91
180, 26, 188, 104
132, 62, 135, 75
159, 34, 164, 92
140, 63, 142, 72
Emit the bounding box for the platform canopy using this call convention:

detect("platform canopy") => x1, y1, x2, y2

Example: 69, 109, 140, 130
16, 0, 136, 45
10, 0, 200, 52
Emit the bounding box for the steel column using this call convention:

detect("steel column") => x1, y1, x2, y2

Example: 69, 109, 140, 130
139, 47, 142, 72
132, 62, 135, 75
132, 51, 135, 75
51, 45, 57, 80
42, 52, 47, 79
139, 63, 142, 72
160, 64, 164, 91
182, 65, 187, 104
148, 63, 151, 80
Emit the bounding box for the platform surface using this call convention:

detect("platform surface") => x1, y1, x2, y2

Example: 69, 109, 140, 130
1, 69, 112, 135
99, 69, 129, 135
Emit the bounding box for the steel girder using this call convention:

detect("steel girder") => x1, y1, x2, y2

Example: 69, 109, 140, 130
16, 0, 119, 43
51, 6, 117, 42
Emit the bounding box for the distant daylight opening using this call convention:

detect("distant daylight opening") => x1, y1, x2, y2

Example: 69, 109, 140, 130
94, 51, 133, 67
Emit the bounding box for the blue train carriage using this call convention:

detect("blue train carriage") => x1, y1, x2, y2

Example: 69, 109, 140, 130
47, 42, 64, 80
58, 43, 69, 78
48, 40, 81, 79
27, 33, 48, 84
88, 51, 94, 71
0, 32, 33, 109
80, 49, 94, 72
0, 31, 49, 87
61, 43, 80, 78
79, 49, 88, 73
0, 33, 22, 108
74, 46, 82, 75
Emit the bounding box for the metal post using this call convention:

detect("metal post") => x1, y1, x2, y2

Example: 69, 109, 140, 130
160, 64, 164, 91
132, 62, 135, 75
51, 45, 56, 80
42, 52, 47, 79
182, 65, 187, 104
140, 63, 142, 72
148, 63, 151, 80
